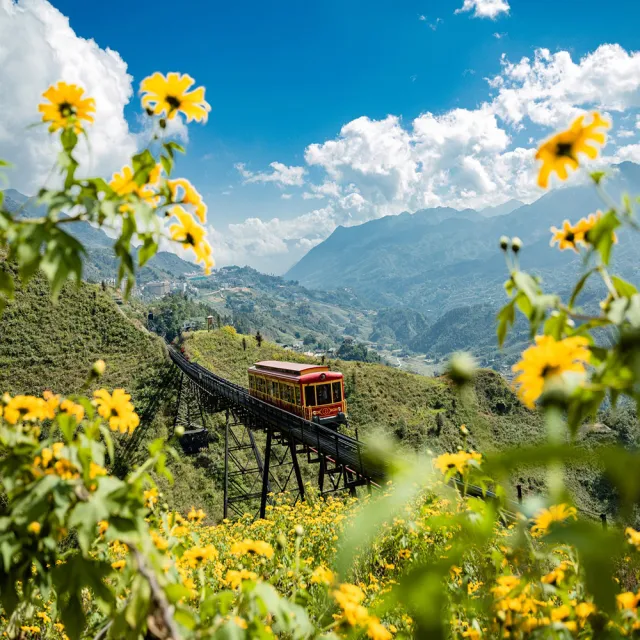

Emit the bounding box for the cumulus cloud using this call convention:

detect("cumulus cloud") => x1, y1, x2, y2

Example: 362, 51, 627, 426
0, 0, 137, 194
235, 161, 306, 187
489, 45, 640, 128
455, 0, 510, 19
219, 43, 640, 273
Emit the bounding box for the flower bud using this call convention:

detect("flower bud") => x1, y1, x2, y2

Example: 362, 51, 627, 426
511, 237, 523, 253
446, 352, 477, 386
92, 359, 106, 376
159, 118, 167, 129
175, 425, 185, 437
460, 424, 469, 436
145, 107, 154, 117
499, 235, 509, 251
294, 525, 304, 538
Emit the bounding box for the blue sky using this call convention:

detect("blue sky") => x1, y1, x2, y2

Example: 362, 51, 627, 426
4, 0, 640, 272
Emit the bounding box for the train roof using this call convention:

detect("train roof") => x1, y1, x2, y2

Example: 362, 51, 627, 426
250, 361, 330, 376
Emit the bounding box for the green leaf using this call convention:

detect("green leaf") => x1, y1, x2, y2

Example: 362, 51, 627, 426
569, 269, 596, 308
138, 237, 158, 267
496, 299, 516, 348
611, 275, 638, 298
588, 209, 620, 265
160, 154, 173, 176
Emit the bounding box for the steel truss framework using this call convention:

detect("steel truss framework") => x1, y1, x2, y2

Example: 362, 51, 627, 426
170, 351, 379, 519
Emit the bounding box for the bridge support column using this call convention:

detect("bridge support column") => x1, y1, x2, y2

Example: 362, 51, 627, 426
289, 434, 305, 502
260, 428, 273, 519
223, 410, 229, 519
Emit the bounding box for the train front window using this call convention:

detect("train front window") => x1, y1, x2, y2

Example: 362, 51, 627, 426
332, 382, 342, 403
304, 385, 315, 406
316, 383, 332, 405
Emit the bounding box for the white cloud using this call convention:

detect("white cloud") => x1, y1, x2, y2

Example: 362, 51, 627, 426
617, 129, 636, 138
281, 193, 292, 200
493, 32, 507, 39
217, 43, 640, 272
0, 0, 137, 194
235, 161, 306, 187
490, 45, 640, 128
455, 0, 510, 19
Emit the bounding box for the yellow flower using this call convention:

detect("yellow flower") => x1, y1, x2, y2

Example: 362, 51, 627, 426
98, 520, 109, 536
225, 569, 258, 589
151, 530, 169, 551
60, 399, 84, 422
36, 612, 51, 624
109, 164, 161, 210
577, 210, 617, 246
111, 559, 126, 571
140, 72, 210, 122
530, 504, 577, 537
169, 178, 207, 223
617, 591, 637, 610
232, 616, 248, 630
43, 390, 60, 411
187, 506, 206, 523
551, 604, 571, 621
535, 112, 610, 188
144, 488, 159, 509
311, 565, 335, 586
626, 527, 640, 548
230, 539, 274, 558
27, 521, 41, 535
182, 545, 218, 568
367, 618, 392, 640
550, 219, 584, 252
89, 462, 107, 480
168, 206, 214, 275
433, 451, 482, 475
4, 395, 54, 424
575, 602, 596, 619
93, 389, 140, 434
38, 81, 95, 133
512, 335, 590, 409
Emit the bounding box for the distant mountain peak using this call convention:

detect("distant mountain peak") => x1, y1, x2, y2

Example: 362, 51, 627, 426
480, 199, 524, 218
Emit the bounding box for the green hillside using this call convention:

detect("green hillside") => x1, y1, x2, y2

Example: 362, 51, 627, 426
184, 328, 541, 452
0, 265, 225, 518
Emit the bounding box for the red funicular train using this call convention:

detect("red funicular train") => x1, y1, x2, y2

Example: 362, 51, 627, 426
247, 361, 347, 427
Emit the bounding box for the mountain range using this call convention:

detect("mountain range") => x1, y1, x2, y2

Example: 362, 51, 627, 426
286, 162, 640, 316
2, 189, 196, 284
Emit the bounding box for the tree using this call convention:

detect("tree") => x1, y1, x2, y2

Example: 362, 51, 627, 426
242, 337, 247, 351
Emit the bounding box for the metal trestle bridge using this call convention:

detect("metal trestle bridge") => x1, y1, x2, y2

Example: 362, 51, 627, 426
168, 347, 385, 519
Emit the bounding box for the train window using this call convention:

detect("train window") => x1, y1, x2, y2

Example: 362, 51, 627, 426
332, 382, 342, 403
295, 386, 301, 405
258, 377, 266, 393
248, 375, 255, 389
284, 384, 294, 403
316, 383, 332, 405
304, 385, 315, 406
269, 381, 277, 399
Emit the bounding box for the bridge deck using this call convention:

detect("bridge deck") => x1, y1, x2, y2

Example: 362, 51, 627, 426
169, 348, 386, 485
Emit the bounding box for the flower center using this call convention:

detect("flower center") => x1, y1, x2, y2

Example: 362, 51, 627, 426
165, 95, 182, 110
185, 232, 195, 246
541, 364, 561, 379
564, 230, 575, 244
58, 102, 76, 119
554, 142, 574, 158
